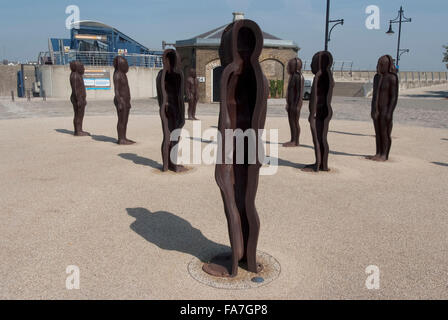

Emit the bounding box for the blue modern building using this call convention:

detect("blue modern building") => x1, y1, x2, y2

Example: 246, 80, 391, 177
45, 20, 162, 67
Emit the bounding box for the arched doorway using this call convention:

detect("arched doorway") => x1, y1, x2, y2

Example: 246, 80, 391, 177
212, 66, 224, 102
260, 58, 285, 98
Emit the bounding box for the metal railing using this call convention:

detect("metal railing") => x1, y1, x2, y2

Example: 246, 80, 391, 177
303, 59, 354, 74
38, 51, 163, 68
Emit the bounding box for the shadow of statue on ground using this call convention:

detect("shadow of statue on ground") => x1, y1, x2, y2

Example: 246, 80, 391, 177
118, 153, 163, 170
55, 129, 74, 135
432, 161, 448, 167
91, 134, 117, 144
126, 207, 228, 262
329, 130, 374, 137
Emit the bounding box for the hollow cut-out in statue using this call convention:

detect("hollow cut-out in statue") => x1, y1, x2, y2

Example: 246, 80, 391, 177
283, 57, 304, 147
156, 49, 186, 172
367, 55, 398, 161
186, 68, 199, 120
113, 56, 135, 145
202, 19, 268, 278
69, 61, 89, 136
303, 51, 334, 172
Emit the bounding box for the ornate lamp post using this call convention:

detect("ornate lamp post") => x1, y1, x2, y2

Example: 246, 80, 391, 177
386, 6, 412, 71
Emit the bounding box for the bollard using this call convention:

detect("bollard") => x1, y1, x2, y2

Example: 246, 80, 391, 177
26, 90, 31, 102
11, 90, 14, 102
42, 90, 46, 101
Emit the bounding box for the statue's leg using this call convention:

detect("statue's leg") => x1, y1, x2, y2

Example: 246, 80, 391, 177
187, 100, 193, 120
193, 98, 199, 120
378, 115, 389, 161
75, 103, 90, 136
244, 164, 263, 273
303, 119, 321, 171
72, 102, 78, 135
167, 115, 187, 172
159, 109, 170, 171
320, 119, 330, 171
203, 166, 244, 277
283, 110, 298, 147
295, 108, 301, 146
114, 98, 124, 144
386, 117, 393, 160
367, 117, 382, 160
122, 107, 135, 144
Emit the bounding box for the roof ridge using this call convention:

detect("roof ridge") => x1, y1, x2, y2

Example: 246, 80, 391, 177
203, 24, 228, 39
193, 24, 227, 39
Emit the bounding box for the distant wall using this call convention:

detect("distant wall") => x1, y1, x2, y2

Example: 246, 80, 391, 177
36, 65, 162, 99
302, 70, 447, 97
0, 65, 36, 96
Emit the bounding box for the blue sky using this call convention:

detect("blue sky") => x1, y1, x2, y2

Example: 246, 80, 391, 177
0, 0, 446, 71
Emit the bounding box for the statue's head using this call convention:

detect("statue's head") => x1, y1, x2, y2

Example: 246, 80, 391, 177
377, 55, 395, 75
311, 51, 333, 75
77, 61, 85, 75
70, 61, 77, 72
113, 56, 129, 73
70, 61, 85, 75
189, 68, 197, 78
162, 49, 181, 73
219, 19, 263, 68
287, 57, 302, 75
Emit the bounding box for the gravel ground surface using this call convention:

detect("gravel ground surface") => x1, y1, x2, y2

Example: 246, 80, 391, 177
0, 115, 447, 299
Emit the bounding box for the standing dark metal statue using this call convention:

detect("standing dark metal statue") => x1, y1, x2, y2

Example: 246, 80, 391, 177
283, 57, 304, 147
367, 55, 399, 161
186, 68, 199, 120
156, 49, 187, 172
69, 61, 90, 136
113, 56, 135, 145
202, 19, 268, 277
303, 51, 334, 172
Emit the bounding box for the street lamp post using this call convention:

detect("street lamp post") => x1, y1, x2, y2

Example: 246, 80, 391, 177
325, 0, 344, 51
386, 6, 412, 71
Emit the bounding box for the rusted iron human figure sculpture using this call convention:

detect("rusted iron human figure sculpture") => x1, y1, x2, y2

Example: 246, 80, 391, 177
69, 61, 90, 136
303, 51, 334, 172
156, 49, 187, 172
283, 57, 304, 147
202, 19, 268, 277
113, 56, 135, 145
367, 55, 398, 161
186, 68, 199, 120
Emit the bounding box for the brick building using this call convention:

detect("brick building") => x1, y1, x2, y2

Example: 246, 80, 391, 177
175, 13, 299, 103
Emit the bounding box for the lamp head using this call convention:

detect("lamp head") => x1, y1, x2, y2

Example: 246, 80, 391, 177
386, 23, 394, 35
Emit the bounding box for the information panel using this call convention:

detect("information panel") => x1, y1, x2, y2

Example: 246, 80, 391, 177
83, 69, 111, 90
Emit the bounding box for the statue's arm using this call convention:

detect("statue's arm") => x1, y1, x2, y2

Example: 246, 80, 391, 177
74, 75, 85, 107
293, 74, 304, 109
387, 75, 399, 119
113, 73, 124, 110
178, 73, 186, 128
371, 74, 379, 118
185, 79, 192, 99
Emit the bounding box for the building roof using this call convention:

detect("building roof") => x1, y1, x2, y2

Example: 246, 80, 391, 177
70, 20, 153, 52
175, 17, 299, 51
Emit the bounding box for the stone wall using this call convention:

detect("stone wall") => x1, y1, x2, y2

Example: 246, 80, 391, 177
37, 65, 161, 99
0, 65, 36, 97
